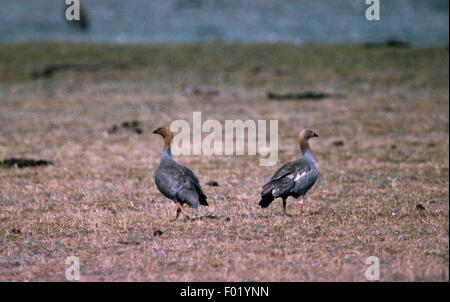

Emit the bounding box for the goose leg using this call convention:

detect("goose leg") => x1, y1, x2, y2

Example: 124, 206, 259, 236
282, 198, 287, 215
170, 203, 184, 222
298, 196, 304, 215
180, 204, 191, 220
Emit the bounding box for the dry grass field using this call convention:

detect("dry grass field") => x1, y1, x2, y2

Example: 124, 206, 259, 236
0, 43, 448, 281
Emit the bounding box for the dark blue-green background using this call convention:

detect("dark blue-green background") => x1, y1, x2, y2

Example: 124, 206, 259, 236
0, 0, 448, 45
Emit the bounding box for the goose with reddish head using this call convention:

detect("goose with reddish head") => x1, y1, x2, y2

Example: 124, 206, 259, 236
153, 126, 208, 220
259, 129, 319, 215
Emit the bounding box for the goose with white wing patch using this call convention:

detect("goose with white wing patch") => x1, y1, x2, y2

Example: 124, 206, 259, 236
259, 129, 319, 215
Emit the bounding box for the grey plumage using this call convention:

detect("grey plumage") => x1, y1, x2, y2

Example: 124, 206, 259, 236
155, 150, 208, 208
153, 126, 207, 220
259, 129, 319, 215
260, 158, 318, 199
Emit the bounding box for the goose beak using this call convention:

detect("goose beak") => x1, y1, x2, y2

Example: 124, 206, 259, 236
153, 129, 160, 135
312, 132, 319, 138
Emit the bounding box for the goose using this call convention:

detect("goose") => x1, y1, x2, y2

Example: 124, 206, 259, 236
259, 129, 319, 215
153, 126, 208, 220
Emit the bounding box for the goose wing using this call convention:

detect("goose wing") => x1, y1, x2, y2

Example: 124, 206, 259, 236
261, 160, 312, 197
177, 165, 208, 206
155, 159, 208, 207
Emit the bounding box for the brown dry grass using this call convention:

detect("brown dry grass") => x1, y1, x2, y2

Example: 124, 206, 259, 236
0, 43, 448, 281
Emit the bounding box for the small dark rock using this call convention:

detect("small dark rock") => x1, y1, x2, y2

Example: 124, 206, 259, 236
10, 228, 21, 234
416, 204, 426, 211
206, 181, 219, 187
267, 91, 345, 101
153, 229, 163, 236
1, 158, 54, 169
108, 120, 143, 135
122, 120, 141, 129
332, 140, 345, 147
225, 217, 231, 222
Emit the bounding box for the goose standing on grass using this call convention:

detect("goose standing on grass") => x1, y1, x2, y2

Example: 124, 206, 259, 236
259, 129, 319, 215
153, 126, 208, 221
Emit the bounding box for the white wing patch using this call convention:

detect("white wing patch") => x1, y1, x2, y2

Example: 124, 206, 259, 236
294, 171, 308, 182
